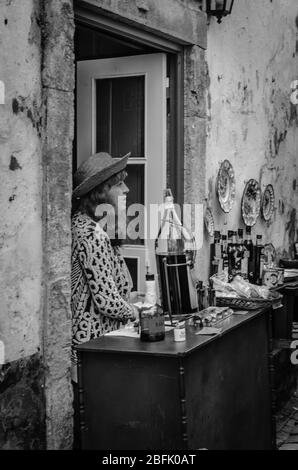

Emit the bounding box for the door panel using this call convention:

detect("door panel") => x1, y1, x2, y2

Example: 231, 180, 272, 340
77, 53, 167, 290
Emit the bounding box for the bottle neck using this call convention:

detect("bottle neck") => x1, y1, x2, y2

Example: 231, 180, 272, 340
145, 275, 156, 305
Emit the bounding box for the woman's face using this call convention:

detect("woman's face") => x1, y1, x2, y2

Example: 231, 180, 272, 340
104, 180, 129, 215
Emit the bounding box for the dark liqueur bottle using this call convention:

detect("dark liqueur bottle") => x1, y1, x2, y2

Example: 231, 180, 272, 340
221, 234, 229, 276
237, 228, 248, 279
228, 231, 237, 280
208, 279, 216, 307
235, 229, 243, 276
197, 281, 205, 311
255, 235, 265, 285
210, 231, 221, 276
244, 226, 254, 283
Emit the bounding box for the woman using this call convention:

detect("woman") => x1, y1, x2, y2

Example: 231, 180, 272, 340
71, 151, 136, 371
71, 151, 136, 448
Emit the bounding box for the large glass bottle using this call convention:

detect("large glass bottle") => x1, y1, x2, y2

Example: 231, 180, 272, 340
155, 189, 198, 320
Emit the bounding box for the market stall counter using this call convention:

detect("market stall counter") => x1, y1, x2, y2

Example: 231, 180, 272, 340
76, 307, 274, 450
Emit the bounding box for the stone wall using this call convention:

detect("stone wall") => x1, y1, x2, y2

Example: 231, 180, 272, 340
0, 0, 45, 450
42, 0, 75, 450
0, 354, 45, 449
0, 0, 74, 450
202, 0, 298, 279
0, 0, 43, 366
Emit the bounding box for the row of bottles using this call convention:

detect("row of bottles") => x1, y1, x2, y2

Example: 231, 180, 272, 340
210, 227, 265, 285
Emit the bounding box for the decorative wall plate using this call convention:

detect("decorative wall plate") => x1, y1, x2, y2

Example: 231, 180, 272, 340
241, 179, 261, 226
262, 184, 275, 222
204, 207, 215, 237
216, 160, 236, 213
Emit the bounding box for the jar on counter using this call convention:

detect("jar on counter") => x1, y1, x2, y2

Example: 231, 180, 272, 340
174, 321, 186, 342
140, 304, 165, 342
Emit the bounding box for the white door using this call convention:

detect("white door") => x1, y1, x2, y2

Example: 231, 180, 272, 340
77, 53, 167, 291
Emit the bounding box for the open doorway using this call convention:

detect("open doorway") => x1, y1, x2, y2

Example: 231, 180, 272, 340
74, 15, 184, 290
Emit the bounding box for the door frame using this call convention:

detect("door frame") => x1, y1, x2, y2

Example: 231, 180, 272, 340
74, 4, 185, 208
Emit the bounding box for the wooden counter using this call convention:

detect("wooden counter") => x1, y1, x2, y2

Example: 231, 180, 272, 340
77, 307, 274, 450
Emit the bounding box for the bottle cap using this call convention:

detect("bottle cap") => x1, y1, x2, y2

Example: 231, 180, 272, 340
146, 273, 155, 281
257, 234, 262, 239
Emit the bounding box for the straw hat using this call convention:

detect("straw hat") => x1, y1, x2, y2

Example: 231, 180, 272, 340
73, 152, 130, 198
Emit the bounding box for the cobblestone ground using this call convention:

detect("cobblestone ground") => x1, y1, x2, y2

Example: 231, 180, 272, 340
276, 388, 298, 450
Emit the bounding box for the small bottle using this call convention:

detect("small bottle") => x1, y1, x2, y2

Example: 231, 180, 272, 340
174, 321, 186, 342
140, 271, 165, 342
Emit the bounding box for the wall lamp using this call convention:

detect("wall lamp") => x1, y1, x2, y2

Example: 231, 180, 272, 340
203, 0, 234, 24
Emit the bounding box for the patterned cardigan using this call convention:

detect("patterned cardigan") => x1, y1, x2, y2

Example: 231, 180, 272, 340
71, 212, 135, 354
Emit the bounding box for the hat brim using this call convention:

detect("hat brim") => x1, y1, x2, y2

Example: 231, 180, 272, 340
73, 153, 130, 199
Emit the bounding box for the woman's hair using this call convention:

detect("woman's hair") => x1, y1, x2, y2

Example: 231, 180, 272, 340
72, 169, 127, 220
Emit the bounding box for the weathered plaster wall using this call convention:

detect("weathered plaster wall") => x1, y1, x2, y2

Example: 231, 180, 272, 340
0, 0, 45, 449
203, 0, 298, 279
0, 0, 74, 450
0, 0, 42, 363
184, 45, 208, 276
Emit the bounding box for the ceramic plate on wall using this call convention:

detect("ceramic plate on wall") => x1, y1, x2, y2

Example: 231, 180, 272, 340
216, 160, 236, 213
204, 207, 215, 237
262, 184, 275, 222
241, 179, 261, 226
